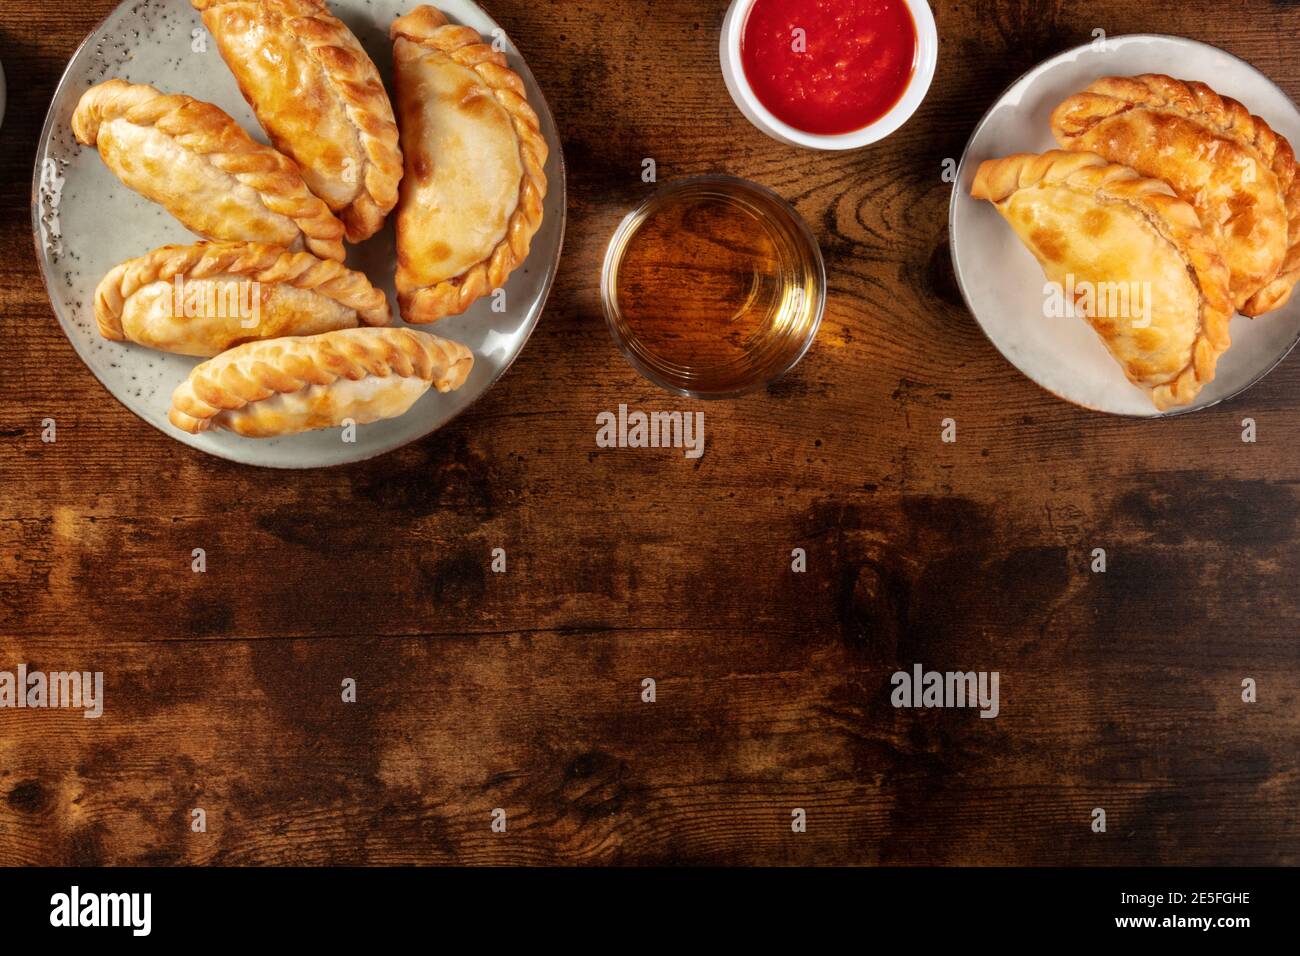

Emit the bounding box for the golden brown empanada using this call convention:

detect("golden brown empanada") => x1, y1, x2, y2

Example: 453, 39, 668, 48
95, 242, 390, 357
193, 0, 403, 243
72, 79, 346, 262
169, 327, 473, 437
1052, 74, 1300, 316
390, 5, 548, 323
971, 151, 1232, 411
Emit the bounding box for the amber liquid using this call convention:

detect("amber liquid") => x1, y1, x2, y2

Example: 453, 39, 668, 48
603, 178, 823, 396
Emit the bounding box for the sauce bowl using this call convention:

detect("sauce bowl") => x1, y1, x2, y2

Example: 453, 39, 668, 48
720, 0, 938, 150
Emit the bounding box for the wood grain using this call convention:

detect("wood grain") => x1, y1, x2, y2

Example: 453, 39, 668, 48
1, 0, 1299, 865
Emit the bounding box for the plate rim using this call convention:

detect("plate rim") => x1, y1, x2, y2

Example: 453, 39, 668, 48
947, 32, 1300, 419
30, 0, 568, 469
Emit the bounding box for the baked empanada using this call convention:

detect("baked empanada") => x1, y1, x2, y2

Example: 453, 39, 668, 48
390, 5, 548, 322
193, 0, 403, 243
169, 326, 473, 437
1052, 74, 1300, 316
971, 151, 1233, 411
72, 79, 346, 261
95, 242, 390, 357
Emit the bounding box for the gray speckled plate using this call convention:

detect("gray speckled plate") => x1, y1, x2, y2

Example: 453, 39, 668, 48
32, 0, 565, 467
950, 35, 1300, 417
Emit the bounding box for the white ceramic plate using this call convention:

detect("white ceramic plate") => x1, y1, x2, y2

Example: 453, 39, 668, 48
950, 34, 1300, 417
32, 0, 565, 467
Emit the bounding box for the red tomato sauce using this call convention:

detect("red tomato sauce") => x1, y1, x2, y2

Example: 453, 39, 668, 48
741, 0, 918, 136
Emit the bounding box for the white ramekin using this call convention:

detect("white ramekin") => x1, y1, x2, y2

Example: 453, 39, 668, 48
720, 0, 938, 150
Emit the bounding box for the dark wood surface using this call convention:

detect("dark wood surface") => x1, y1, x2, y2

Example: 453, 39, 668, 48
2, 0, 1298, 866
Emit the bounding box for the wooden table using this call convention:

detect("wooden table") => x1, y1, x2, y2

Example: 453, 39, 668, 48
1, 0, 1297, 866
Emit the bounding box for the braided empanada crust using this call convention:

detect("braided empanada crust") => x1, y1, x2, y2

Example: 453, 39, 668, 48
193, 0, 403, 243
391, 4, 549, 323
96, 242, 390, 353
971, 150, 1233, 411
169, 326, 474, 435
72, 79, 346, 262
1052, 74, 1300, 316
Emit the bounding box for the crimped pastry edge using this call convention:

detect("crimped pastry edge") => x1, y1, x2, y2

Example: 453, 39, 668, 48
193, 0, 403, 243
1050, 73, 1300, 316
